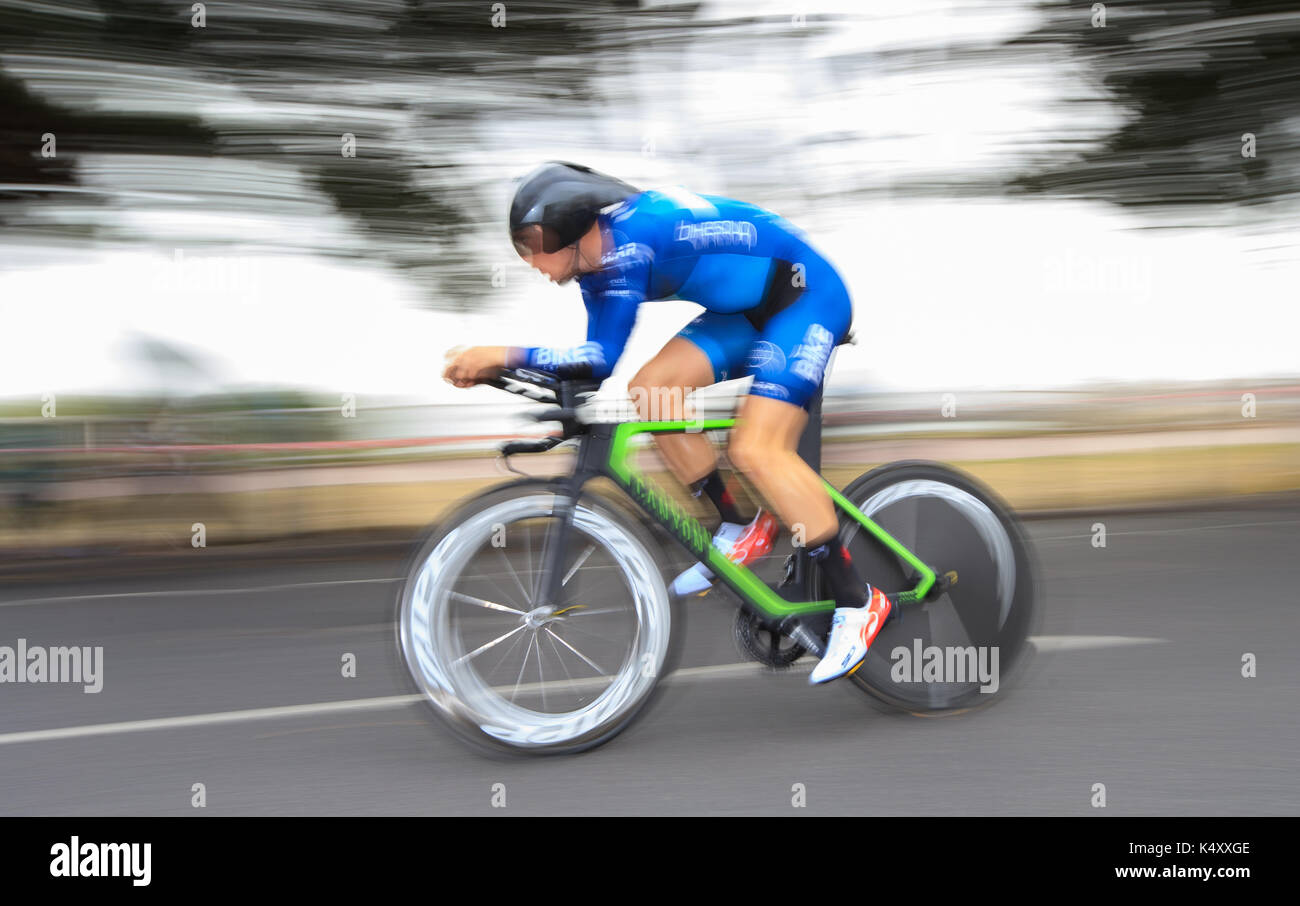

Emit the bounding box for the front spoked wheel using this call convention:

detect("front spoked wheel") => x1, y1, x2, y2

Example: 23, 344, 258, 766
833, 461, 1038, 713
398, 481, 674, 755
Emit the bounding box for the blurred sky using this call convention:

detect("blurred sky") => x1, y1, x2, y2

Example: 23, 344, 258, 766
1, 0, 1296, 401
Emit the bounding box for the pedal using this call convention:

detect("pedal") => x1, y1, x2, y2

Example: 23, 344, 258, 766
782, 617, 828, 660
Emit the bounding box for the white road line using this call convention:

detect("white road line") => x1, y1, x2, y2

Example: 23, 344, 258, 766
498, 661, 812, 697
0, 569, 630, 609
1034, 518, 1300, 542
0, 695, 424, 746
0, 635, 1166, 747
1028, 634, 1167, 651
0, 577, 402, 609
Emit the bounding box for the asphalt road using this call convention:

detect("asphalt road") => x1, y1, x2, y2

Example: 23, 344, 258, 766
1, 504, 1297, 816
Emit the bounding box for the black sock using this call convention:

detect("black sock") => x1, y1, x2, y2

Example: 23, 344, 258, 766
808, 535, 869, 606
690, 470, 747, 525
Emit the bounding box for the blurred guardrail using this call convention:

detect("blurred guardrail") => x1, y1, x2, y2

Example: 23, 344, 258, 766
0, 379, 1296, 556
4, 379, 1297, 462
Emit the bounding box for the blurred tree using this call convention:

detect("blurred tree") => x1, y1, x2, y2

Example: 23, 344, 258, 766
1010, 0, 1299, 214
0, 0, 702, 307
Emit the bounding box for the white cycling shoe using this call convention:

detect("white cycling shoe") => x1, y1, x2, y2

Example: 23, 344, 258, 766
669, 511, 778, 597
808, 585, 896, 685
670, 522, 744, 596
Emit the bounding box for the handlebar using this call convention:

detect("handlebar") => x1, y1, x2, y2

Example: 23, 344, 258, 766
481, 367, 603, 459
499, 436, 565, 456
483, 367, 601, 399
482, 368, 558, 400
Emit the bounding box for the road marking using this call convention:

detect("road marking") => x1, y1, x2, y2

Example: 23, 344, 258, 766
0, 695, 424, 747
0, 635, 1165, 747
0, 569, 630, 609
0, 663, 797, 747
1028, 634, 1167, 652
0, 577, 401, 609
1034, 518, 1300, 542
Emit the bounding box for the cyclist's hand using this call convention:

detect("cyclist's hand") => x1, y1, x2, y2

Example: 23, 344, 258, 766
442, 346, 514, 387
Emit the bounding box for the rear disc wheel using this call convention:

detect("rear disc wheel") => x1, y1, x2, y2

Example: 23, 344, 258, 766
832, 462, 1037, 712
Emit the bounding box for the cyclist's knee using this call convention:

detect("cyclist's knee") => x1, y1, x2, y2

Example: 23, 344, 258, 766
628, 370, 689, 420
728, 431, 777, 477
631, 338, 713, 403
629, 355, 669, 391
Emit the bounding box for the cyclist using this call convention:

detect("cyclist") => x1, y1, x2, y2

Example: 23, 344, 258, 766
443, 161, 896, 684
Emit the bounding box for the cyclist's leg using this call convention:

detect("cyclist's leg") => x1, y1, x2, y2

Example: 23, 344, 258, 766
629, 310, 756, 486
727, 254, 852, 548
729, 268, 897, 680
729, 395, 837, 542
639, 313, 766, 596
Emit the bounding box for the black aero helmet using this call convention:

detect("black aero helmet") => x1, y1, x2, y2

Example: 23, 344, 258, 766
510, 161, 639, 256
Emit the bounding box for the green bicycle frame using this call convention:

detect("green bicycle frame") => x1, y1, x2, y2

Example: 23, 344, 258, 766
601, 419, 937, 619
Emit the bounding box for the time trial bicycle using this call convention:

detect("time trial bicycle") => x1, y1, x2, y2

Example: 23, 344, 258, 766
397, 364, 1037, 754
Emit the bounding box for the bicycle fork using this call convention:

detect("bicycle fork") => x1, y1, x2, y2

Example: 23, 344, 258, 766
533, 476, 585, 609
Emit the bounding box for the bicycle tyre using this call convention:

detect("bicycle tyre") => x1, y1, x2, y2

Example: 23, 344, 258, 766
396, 478, 679, 755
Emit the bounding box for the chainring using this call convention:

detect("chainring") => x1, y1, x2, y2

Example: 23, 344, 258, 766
733, 610, 807, 669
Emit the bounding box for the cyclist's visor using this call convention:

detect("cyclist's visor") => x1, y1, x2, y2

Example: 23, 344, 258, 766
511, 224, 566, 257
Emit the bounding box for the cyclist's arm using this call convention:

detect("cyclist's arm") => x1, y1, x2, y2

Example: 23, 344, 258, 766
516, 242, 649, 380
